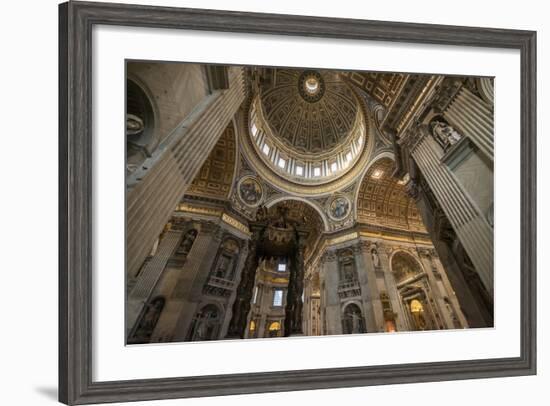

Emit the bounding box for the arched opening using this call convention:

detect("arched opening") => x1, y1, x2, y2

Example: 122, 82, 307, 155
127, 296, 165, 344
391, 251, 436, 331
342, 303, 366, 334
409, 299, 428, 330
356, 157, 425, 232
267, 321, 282, 338
126, 79, 155, 174
230, 198, 325, 339
187, 304, 222, 341
391, 251, 423, 284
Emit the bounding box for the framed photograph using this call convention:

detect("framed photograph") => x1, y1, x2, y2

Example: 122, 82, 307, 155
59, 1, 536, 404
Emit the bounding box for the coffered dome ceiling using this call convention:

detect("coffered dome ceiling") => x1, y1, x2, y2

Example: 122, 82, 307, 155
244, 68, 372, 194
260, 69, 360, 155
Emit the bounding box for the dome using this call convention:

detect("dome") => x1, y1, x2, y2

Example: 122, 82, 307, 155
247, 68, 369, 188
260, 69, 360, 155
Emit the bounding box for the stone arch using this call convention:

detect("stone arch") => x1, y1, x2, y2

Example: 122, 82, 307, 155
126, 74, 159, 145
126, 76, 159, 175
354, 153, 425, 232
187, 302, 224, 341
352, 150, 395, 220
127, 296, 165, 344
265, 195, 329, 232
390, 250, 425, 284
341, 302, 366, 334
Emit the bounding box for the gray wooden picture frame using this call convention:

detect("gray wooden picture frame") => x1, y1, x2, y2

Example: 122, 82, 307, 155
59, 1, 537, 404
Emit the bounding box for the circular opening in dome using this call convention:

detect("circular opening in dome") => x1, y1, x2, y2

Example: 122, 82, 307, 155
298, 70, 325, 103
304, 77, 320, 94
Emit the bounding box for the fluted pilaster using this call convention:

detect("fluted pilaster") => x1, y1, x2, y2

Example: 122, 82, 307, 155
377, 246, 408, 332
444, 87, 494, 161
170, 223, 223, 341
126, 68, 246, 279
126, 229, 182, 335
412, 134, 493, 294
319, 251, 342, 335
354, 241, 384, 332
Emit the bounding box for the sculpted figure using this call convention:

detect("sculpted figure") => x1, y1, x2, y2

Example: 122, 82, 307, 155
430, 120, 462, 148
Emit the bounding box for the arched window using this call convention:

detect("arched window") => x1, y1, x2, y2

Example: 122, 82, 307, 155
342, 303, 366, 334
127, 296, 165, 344
187, 304, 221, 341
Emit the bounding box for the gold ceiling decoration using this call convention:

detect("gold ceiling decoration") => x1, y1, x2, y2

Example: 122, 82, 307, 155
342, 71, 407, 109
356, 158, 426, 232
186, 123, 236, 199
260, 69, 360, 155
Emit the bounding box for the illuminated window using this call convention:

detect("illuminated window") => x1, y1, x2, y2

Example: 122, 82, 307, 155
262, 144, 270, 156
273, 289, 283, 306
249, 320, 256, 331
305, 78, 319, 94
313, 167, 321, 177
410, 299, 424, 313
277, 157, 286, 169
345, 151, 353, 162
295, 165, 304, 176
269, 321, 281, 331
358, 134, 363, 146
251, 123, 258, 137
277, 263, 286, 272
330, 161, 338, 172
371, 169, 384, 179
268, 321, 281, 337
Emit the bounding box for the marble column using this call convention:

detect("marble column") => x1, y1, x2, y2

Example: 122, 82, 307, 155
126, 67, 246, 280
443, 86, 494, 161
319, 250, 342, 335
354, 241, 384, 332
226, 225, 263, 338
284, 230, 307, 336
126, 227, 182, 336
411, 130, 493, 295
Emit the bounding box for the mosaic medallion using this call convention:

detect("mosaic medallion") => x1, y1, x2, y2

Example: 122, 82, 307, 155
237, 176, 264, 207
328, 196, 351, 220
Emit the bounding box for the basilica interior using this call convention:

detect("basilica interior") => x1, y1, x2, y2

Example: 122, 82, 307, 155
125, 63, 494, 344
